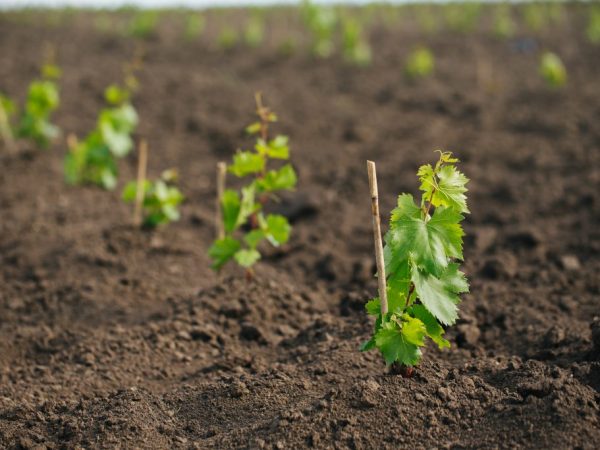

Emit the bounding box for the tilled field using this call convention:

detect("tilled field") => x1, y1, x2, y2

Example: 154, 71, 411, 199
0, 7, 599, 449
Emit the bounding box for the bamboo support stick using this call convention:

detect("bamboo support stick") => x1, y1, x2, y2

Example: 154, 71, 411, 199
367, 161, 388, 316
133, 140, 148, 227
0, 101, 16, 155
216, 162, 227, 239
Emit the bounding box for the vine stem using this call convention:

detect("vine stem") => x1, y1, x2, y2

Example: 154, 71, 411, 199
367, 161, 388, 316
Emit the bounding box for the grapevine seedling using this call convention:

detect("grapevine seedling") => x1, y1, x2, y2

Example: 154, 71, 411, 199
122, 142, 184, 228
493, 3, 516, 39
208, 93, 297, 274
0, 58, 61, 151
128, 10, 160, 39
362, 151, 470, 371
64, 59, 140, 190
218, 27, 239, 50
17, 62, 61, 147
301, 0, 337, 59
243, 14, 265, 48
185, 14, 205, 41
586, 6, 600, 44
443, 2, 481, 33
405, 46, 435, 80
341, 18, 372, 67
540, 51, 566, 88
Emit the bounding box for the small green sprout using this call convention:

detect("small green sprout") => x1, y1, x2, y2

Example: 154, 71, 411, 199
127, 10, 160, 39
209, 93, 297, 274
493, 3, 516, 39
64, 82, 138, 189
341, 18, 372, 67
540, 51, 567, 88
362, 151, 469, 371
17, 63, 61, 148
443, 2, 481, 33
405, 46, 435, 80
587, 6, 600, 44
123, 169, 184, 228
243, 14, 265, 48
414, 5, 439, 35
301, 0, 337, 59
218, 26, 239, 50
522, 2, 550, 32
184, 13, 205, 41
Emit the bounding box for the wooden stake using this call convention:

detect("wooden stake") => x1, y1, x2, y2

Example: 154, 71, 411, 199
133, 140, 148, 227
0, 100, 16, 155
367, 161, 388, 316
216, 162, 227, 239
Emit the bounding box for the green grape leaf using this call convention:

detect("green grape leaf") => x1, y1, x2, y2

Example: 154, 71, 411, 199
228, 151, 265, 177
409, 304, 450, 349
0, 94, 16, 116
244, 229, 265, 248
365, 298, 380, 316
257, 164, 297, 192
245, 122, 261, 135
221, 189, 241, 233
385, 194, 464, 277
411, 262, 468, 326
42, 63, 62, 80
261, 214, 291, 246
400, 314, 427, 346
374, 321, 421, 366
256, 135, 289, 159
386, 259, 410, 313
104, 84, 130, 105
234, 248, 261, 268
122, 180, 151, 202
208, 237, 241, 270
360, 338, 376, 352
236, 185, 260, 228
419, 164, 469, 213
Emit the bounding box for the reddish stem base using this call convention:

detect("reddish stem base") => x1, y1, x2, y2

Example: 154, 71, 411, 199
391, 363, 415, 378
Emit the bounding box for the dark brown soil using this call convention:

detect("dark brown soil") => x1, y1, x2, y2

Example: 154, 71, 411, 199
1, 5, 599, 449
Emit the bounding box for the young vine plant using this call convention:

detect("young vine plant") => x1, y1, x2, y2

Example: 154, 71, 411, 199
208, 94, 297, 273
123, 169, 184, 228
0, 62, 61, 149
362, 151, 469, 369
64, 78, 139, 190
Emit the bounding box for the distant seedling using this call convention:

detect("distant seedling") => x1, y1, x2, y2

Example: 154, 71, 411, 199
301, 0, 337, 59
185, 14, 205, 41
243, 14, 265, 48
64, 78, 139, 190
586, 6, 600, 44
493, 3, 516, 39
209, 93, 297, 274
128, 10, 160, 39
363, 152, 469, 373
342, 18, 372, 67
218, 26, 239, 50
122, 141, 184, 228
405, 46, 435, 80
0, 62, 61, 151
443, 2, 481, 33
540, 51, 566, 88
